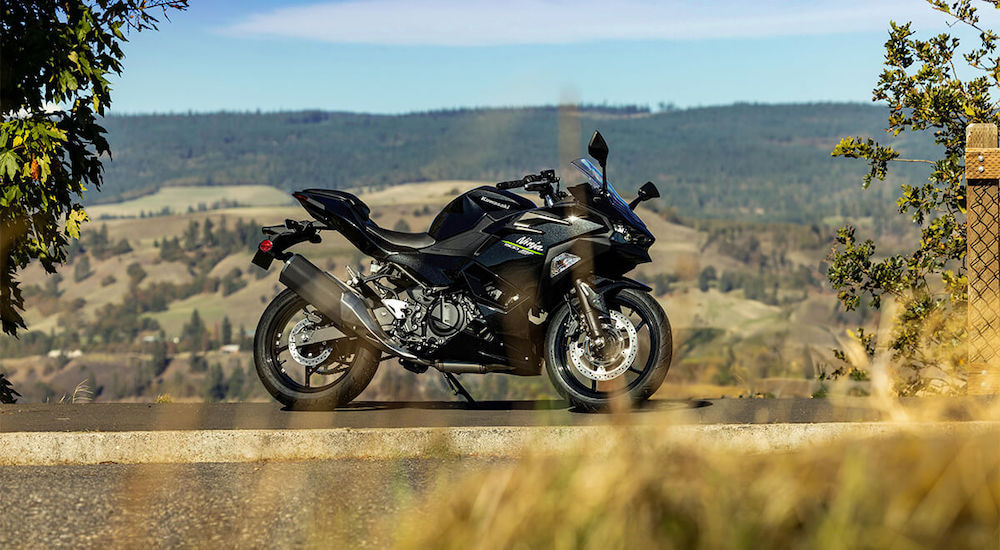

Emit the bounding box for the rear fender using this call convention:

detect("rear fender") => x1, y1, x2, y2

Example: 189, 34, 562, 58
251, 220, 322, 270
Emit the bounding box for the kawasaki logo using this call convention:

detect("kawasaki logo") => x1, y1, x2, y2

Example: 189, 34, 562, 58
479, 197, 511, 209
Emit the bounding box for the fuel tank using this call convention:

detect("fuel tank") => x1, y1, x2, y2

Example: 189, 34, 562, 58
428, 186, 536, 240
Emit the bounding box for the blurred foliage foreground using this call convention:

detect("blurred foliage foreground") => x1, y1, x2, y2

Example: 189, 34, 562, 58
393, 426, 1000, 550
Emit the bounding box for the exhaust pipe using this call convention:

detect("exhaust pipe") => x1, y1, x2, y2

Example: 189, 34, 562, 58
431, 363, 515, 374
279, 254, 417, 360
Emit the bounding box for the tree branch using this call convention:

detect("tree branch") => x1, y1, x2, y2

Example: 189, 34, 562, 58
893, 158, 938, 166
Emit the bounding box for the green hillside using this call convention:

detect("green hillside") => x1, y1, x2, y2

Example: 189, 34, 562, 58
97, 103, 932, 224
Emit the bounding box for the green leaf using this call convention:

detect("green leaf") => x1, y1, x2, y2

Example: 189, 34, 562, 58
1, 183, 22, 207
65, 208, 89, 239
0, 151, 20, 179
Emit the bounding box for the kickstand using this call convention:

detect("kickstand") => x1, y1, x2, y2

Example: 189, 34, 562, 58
441, 372, 476, 407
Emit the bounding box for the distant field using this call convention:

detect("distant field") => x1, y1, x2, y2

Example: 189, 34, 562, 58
351, 180, 487, 206
87, 185, 293, 218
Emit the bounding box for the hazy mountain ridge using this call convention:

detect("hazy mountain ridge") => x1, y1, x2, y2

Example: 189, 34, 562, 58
97, 103, 932, 224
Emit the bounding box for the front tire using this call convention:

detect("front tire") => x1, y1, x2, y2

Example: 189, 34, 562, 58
254, 289, 380, 410
544, 287, 672, 412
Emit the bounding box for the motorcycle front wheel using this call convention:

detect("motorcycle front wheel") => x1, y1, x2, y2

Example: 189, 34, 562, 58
544, 287, 672, 412
254, 289, 380, 410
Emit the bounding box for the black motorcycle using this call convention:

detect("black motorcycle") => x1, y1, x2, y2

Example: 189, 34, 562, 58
250, 131, 672, 411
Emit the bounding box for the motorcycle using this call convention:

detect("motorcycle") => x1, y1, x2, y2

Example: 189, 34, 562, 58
250, 131, 672, 411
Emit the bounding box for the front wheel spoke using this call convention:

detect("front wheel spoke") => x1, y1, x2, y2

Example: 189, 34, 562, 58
634, 319, 648, 332
629, 366, 643, 375
590, 379, 597, 391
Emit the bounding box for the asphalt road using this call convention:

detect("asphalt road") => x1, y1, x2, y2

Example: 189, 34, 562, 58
0, 457, 504, 549
1, 397, 995, 433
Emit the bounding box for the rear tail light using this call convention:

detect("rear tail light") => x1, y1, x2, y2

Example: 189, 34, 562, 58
259, 239, 273, 252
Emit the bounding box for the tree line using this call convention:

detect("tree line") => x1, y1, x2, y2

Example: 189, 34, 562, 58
93, 103, 935, 225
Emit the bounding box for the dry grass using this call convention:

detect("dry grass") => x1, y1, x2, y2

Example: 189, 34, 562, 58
57, 379, 93, 403
85, 185, 292, 218
393, 420, 1000, 550
351, 180, 487, 206
390, 336, 1000, 549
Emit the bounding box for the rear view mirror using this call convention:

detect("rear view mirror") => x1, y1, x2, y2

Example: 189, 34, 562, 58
629, 181, 660, 210
588, 131, 609, 167
638, 181, 659, 200
588, 131, 610, 193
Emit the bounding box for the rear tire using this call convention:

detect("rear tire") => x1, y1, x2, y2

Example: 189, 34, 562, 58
544, 287, 672, 412
254, 289, 380, 410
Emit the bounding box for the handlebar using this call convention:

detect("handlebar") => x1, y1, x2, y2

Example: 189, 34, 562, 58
495, 169, 558, 191
495, 170, 563, 207
496, 179, 524, 190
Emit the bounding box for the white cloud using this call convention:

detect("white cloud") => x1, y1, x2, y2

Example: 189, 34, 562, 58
222, 0, 948, 46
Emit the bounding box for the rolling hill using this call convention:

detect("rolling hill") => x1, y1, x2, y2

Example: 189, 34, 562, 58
3, 102, 921, 402
1, 180, 865, 403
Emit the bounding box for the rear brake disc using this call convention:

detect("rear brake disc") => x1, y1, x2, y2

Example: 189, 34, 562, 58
287, 318, 332, 368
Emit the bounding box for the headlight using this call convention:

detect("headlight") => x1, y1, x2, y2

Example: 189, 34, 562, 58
612, 223, 653, 245
550, 252, 581, 277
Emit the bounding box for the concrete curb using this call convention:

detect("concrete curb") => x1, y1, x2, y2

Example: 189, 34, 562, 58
1, 422, 997, 466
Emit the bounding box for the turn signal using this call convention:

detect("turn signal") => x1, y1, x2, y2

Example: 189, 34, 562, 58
550, 252, 581, 277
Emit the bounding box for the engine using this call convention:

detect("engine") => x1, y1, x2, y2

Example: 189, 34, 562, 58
389, 288, 483, 353
354, 261, 484, 354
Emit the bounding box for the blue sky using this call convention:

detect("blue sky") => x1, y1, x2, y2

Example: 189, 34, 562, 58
108, 0, 965, 114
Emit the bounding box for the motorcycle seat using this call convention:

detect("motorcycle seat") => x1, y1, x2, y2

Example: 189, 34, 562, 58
297, 188, 437, 251
366, 225, 436, 249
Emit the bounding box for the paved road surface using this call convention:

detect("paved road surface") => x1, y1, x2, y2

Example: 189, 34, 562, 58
1, 397, 994, 433
0, 458, 500, 548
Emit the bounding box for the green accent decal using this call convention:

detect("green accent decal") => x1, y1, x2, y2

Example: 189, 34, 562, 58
502, 240, 543, 255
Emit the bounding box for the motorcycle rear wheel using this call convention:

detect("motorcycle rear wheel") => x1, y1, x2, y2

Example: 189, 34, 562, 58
544, 287, 672, 412
254, 289, 380, 410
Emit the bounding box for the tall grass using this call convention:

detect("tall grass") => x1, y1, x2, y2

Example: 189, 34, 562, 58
387, 298, 1000, 549
393, 426, 1000, 550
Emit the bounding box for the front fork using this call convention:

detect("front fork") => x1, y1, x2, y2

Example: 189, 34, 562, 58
573, 279, 611, 350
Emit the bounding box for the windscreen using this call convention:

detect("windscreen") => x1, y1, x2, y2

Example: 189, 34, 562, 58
569, 158, 648, 230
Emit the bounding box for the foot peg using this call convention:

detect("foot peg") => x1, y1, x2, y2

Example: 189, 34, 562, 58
401, 360, 428, 374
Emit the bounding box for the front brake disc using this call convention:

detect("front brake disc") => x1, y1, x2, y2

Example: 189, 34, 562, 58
568, 310, 638, 381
